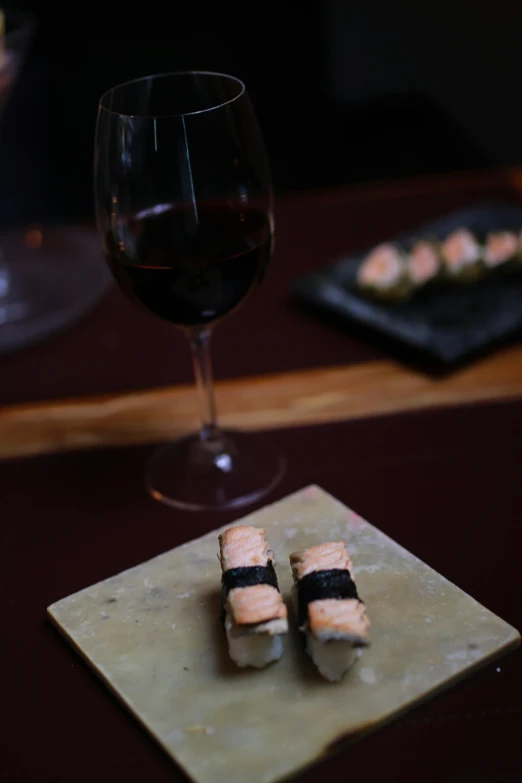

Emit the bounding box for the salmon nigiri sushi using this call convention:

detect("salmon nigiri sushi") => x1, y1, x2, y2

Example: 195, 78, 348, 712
219, 526, 288, 668
441, 228, 483, 282
290, 541, 370, 681
356, 243, 411, 301
484, 231, 519, 270
406, 239, 442, 290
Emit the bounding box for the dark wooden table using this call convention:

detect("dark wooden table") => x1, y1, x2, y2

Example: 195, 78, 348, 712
1, 168, 521, 783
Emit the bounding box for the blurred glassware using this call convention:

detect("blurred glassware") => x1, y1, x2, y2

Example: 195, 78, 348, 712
0, 9, 110, 355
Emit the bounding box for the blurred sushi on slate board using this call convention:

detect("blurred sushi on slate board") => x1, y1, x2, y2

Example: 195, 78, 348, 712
407, 239, 442, 290
292, 202, 522, 363
356, 243, 412, 301
441, 228, 484, 282
356, 239, 443, 302
483, 231, 519, 271
356, 225, 522, 304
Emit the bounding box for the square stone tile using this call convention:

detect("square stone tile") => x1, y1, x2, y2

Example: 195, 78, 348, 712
48, 486, 520, 783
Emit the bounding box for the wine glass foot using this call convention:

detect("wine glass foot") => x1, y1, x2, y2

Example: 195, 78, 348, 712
146, 430, 286, 511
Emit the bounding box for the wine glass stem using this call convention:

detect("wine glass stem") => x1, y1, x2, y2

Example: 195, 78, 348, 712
189, 327, 222, 446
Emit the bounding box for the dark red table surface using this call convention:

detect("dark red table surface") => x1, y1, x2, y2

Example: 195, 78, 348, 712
1, 399, 521, 783
2, 173, 522, 405
2, 174, 522, 783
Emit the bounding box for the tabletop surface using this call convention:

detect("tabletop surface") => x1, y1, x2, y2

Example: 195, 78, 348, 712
3, 167, 522, 407
2, 168, 521, 783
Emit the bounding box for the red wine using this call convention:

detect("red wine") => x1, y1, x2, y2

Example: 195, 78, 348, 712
104, 203, 272, 326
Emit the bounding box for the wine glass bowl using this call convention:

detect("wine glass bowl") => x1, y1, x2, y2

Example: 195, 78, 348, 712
103, 201, 271, 327
95, 72, 285, 510
0, 9, 111, 355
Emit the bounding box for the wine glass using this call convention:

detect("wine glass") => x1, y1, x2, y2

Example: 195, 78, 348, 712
0, 8, 111, 355
95, 71, 285, 511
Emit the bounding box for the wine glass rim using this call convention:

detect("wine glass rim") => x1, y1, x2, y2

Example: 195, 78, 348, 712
98, 70, 246, 119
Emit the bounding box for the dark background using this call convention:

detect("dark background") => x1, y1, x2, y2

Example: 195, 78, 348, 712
2, 1, 522, 226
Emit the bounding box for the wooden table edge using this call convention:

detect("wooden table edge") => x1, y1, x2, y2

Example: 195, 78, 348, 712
2, 345, 522, 461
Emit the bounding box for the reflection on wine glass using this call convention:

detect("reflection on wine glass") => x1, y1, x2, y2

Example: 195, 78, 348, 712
0, 9, 110, 355
95, 71, 285, 511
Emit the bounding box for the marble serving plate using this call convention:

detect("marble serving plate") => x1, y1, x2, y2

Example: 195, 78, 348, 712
48, 486, 520, 783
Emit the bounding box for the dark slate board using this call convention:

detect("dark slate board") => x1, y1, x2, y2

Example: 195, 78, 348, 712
292, 202, 522, 364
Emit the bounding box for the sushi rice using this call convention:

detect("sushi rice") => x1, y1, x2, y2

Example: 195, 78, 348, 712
225, 615, 286, 668
306, 630, 361, 682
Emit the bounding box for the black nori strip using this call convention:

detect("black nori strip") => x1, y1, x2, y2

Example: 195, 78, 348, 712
220, 561, 279, 623
297, 568, 359, 628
